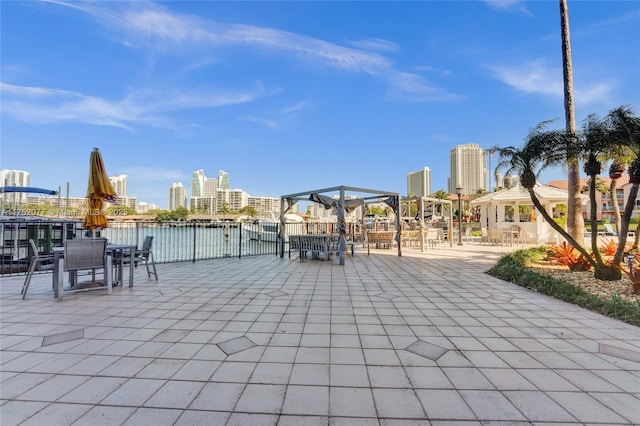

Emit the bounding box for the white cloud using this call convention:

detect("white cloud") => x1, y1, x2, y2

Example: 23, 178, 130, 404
482, 0, 532, 17
279, 101, 311, 115
48, 1, 459, 102
489, 59, 563, 96
575, 81, 616, 107
346, 38, 400, 53
3, 1, 466, 132
239, 115, 280, 129
415, 65, 452, 78
387, 72, 465, 102
0, 82, 274, 129
488, 59, 616, 107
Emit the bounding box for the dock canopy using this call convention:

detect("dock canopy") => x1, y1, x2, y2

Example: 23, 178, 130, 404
0, 186, 58, 195
280, 185, 402, 264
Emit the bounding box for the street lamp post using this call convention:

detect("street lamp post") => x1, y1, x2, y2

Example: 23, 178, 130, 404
456, 186, 463, 246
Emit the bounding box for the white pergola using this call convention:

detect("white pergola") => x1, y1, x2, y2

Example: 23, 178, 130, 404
401, 196, 455, 250
280, 185, 401, 265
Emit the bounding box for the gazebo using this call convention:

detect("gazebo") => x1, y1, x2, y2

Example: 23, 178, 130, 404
470, 182, 587, 244
401, 196, 455, 250
279, 185, 401, 264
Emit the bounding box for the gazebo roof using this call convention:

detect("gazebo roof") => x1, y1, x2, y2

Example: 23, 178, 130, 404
470, 182, 587, 205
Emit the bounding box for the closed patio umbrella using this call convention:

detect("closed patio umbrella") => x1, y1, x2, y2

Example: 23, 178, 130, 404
83, 148, 117, 232
309, 193, 335, 209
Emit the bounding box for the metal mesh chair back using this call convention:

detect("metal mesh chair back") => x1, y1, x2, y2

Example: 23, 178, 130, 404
64, 238, 107, 271
141, 236, 153, 254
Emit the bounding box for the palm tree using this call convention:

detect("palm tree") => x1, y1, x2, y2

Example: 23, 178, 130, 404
579, 113, 620, 279
606, 106, 640, 251
431, 189, 449, 200
492, 122, 600, 273
473, 188, 489, 198
580, 177, 607, 195
606, 106, 640, 262
560, 0, 585, 246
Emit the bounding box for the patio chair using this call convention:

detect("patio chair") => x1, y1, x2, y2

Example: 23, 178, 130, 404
288, 235, 300, 258
298, 235, 313, 260
425, 228, 443, 249
21, 239, 55, 299
131, 236, 158, 280
461, 227, 474, 243
311, 235, 331, 260
603, 223, 618, 236
489, 228, 504, 245
480, 228, 489, 245
58, 238, 112, 300
511, 225, 525, 245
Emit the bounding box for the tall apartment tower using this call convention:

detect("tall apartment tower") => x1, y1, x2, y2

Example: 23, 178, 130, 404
168, 182, 187, 210
407, 167, 431, 198
218, 170, 230, 190
109, 174, 127, 198
449, 144, 487, 195
191, 169, 206, 198
1, 169, 30, 202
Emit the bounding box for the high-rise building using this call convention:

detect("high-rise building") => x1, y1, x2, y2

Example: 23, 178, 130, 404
449, 144, 487, 195
109, 174, 127, 198
226, 189, 248, 212
407, 167, 431, 198
248, 196, 280, 216
1, 169, 30, 202
191, 169, 206, 199
168, 182, 187, 210
137, 201, 160, 213
1, 169, 30, 187
190, 169, 222, 213
218, 170, 230, 190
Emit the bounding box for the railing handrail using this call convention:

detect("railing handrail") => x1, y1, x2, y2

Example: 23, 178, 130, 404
1, 218, 307, 275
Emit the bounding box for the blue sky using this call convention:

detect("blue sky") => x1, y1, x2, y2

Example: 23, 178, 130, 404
2, 1, 639, 209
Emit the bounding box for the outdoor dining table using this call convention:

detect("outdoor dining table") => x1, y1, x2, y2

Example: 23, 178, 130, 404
52, 243, 136, 298
501, 228, 519, 246
290, 235, 327, 260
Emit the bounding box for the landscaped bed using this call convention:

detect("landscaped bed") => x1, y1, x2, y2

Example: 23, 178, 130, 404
488, 246, 640, 327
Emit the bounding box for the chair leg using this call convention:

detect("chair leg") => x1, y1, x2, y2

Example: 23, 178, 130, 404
22, 259, 38, 299
147, 253, 158, 280
106, 255, 113, 295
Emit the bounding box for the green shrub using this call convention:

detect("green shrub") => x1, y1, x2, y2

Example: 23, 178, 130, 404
488, 247, 640, 327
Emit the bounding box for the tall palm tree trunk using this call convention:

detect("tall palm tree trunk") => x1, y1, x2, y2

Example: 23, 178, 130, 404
560, 0, 585, 246
614, 183, 640, 264
608, 160, 624, 236
527, 188, 595, 267
588, 175, 606, 267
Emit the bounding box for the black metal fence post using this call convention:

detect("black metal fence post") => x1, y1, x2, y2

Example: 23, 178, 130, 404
238, 223, 243, 259
192, 222, 197, 263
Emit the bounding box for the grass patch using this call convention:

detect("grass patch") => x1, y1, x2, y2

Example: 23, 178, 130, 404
488, 247, 640, 327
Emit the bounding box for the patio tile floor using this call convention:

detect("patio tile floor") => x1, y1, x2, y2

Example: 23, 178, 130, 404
1, 244, 639, 425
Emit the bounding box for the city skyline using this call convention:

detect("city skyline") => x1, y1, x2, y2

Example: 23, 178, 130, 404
2, 1, 638, 209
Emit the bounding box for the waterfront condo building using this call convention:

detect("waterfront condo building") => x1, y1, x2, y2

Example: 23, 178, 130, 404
1, 169, 30, 203
449, 143, 487, 195
407, 167, 431, 198
169, 182, 187, 210
190, 169, 232, 213
109, 174, 127, 198
191, 169, 206, 199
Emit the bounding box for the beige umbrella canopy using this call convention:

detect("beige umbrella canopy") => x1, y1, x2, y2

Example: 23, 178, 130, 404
83, 148, 117, 231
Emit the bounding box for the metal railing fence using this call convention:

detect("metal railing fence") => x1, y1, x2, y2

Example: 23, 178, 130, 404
1, 219, 308, 275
